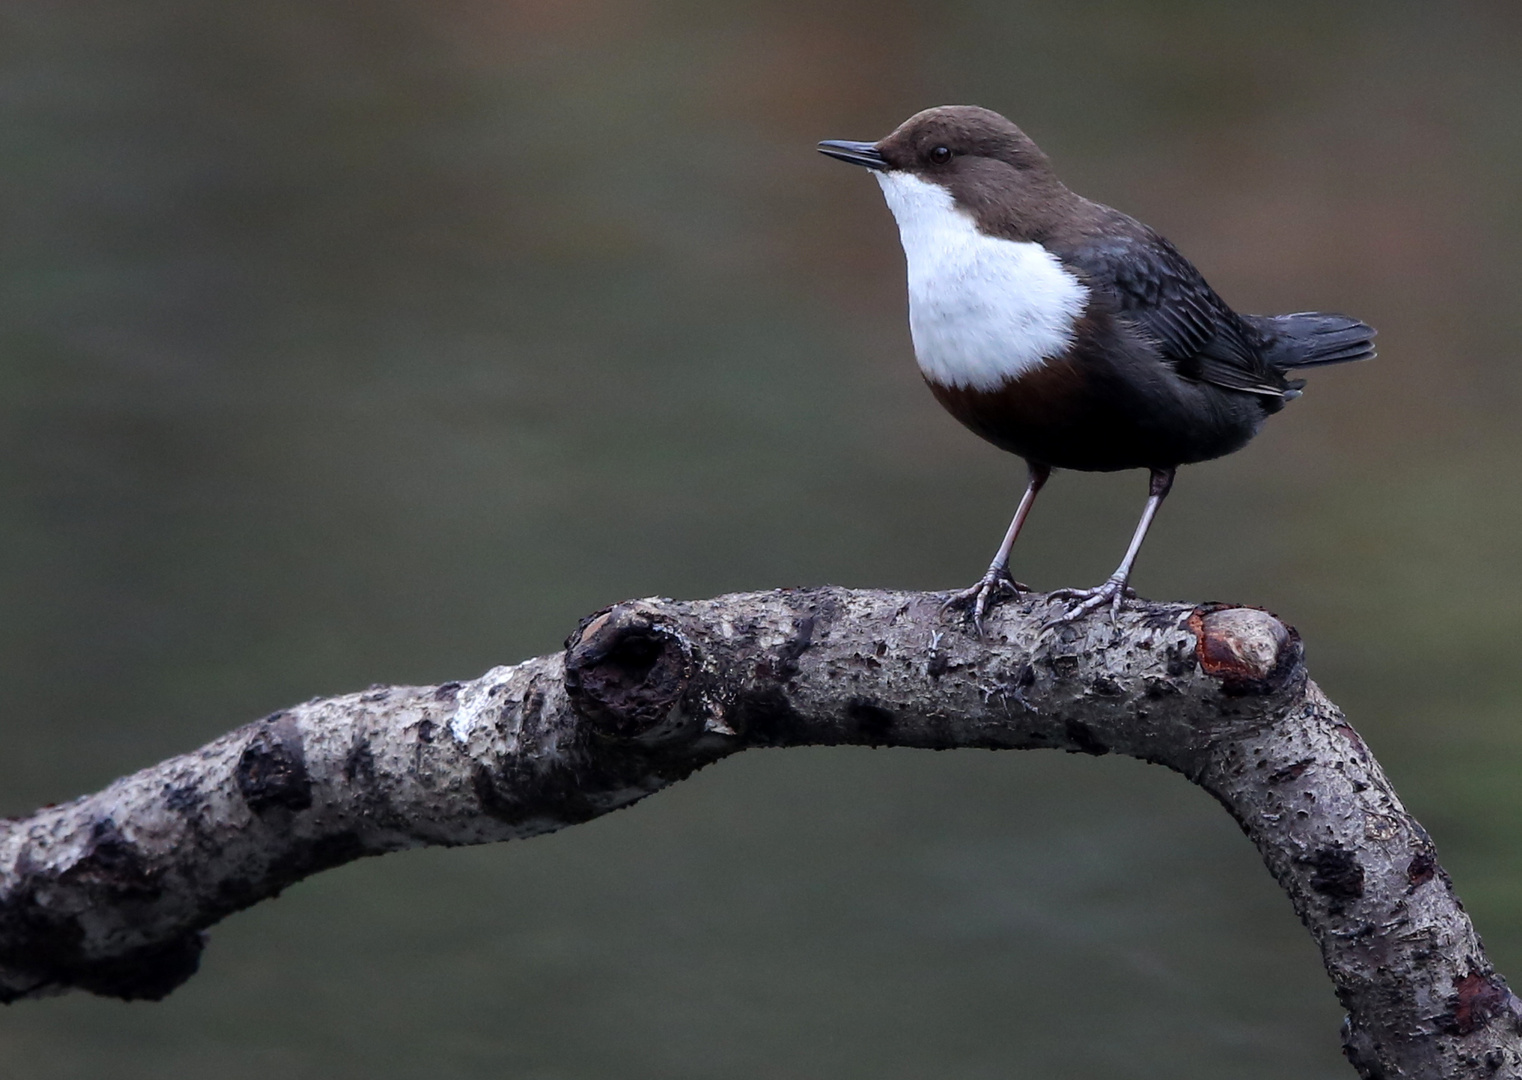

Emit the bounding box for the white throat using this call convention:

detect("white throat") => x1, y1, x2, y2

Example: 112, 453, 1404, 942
873, 171, 1088, 391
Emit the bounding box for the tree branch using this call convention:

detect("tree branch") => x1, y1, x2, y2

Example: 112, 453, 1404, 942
0, 587, 1516, 1077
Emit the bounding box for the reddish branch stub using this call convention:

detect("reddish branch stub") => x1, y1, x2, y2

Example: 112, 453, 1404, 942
1189, 605, 1301, 694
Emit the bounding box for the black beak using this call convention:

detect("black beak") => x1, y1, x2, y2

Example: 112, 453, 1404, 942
817, 140, 887, 170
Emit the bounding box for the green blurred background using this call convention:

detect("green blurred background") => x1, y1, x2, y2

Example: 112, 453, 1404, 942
1, 1, 1519, 1076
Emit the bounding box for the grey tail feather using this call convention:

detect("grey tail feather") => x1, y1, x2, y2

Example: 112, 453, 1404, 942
1247, 311, 1377, 370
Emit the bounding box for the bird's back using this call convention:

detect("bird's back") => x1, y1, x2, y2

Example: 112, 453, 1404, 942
1046, 201, 1357, 409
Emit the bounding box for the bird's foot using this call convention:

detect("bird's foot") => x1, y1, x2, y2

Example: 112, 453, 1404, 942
1043, 577, 1136, 628
941, 567, 1031, 637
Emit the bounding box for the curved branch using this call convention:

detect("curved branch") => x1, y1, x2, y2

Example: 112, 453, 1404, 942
0, 587, 1516, 1077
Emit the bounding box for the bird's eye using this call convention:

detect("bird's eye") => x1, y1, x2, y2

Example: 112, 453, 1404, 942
929, 146, 953, 165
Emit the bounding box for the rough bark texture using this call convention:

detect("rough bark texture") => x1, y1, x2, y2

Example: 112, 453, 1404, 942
0, 587, 1516, 1077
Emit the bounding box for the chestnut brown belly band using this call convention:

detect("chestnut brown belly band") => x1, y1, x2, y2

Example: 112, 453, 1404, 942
925, 357, 1262, 472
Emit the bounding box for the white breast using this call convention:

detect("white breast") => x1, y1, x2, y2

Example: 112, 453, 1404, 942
873, 171, 1089, 391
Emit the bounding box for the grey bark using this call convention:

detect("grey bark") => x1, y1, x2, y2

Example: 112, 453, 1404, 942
0, 586, 1516, 1078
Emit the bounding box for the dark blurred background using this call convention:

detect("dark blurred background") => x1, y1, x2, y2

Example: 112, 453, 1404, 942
1, 1, 1519, 1076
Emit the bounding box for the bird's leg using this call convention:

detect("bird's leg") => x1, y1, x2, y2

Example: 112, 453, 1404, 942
1046, 467, 1175, 625
942, 462, 1050, 635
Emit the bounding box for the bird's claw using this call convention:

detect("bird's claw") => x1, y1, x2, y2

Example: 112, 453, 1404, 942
941, 568, 1030, 637
1043, 578, 1136, 628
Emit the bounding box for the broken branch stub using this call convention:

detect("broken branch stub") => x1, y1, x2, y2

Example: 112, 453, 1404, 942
564, 605, 696, 741
1189, 604, 1302, 694
0, 586, 1515, 1078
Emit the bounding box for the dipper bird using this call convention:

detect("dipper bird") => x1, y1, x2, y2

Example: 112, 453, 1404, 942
818, 106, 1373, 631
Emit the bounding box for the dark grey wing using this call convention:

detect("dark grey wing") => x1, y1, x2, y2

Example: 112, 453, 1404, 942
1062, 230, 1288, 398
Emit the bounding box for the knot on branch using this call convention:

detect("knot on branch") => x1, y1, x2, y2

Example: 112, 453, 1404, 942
0, 816, 207, 1003
564, 604, 695, 741
235, 714, 311, 815
1189, 605, 1302, 695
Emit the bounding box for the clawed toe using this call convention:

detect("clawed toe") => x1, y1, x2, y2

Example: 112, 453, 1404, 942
1043, 578, 1135, 628
941, 569, 1030, 636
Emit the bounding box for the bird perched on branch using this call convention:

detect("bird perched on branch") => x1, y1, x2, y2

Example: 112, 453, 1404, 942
819, 106, 1373, 632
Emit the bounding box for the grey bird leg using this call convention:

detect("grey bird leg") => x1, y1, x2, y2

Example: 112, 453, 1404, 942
1046, 467, 1175, 625
942, 461, 1050, 635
